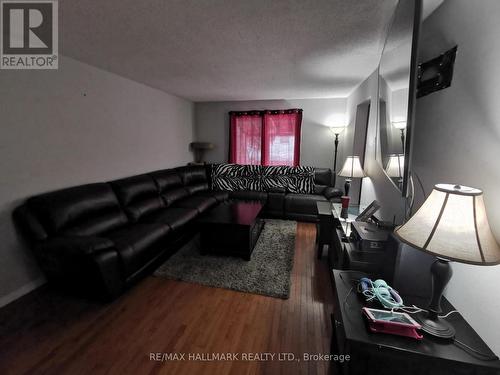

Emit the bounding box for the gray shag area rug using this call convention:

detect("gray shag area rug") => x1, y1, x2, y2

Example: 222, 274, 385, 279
154, 219, 296, 299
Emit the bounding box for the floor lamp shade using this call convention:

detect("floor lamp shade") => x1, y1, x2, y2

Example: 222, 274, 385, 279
394, 184, 500, 265
392, 120, 407, 130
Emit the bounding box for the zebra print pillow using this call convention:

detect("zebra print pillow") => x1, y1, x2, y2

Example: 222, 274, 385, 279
262, 165, 315, 194
211, 164, 263, 191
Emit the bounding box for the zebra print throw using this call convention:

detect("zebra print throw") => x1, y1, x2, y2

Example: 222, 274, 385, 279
262, 165, 315, 194
211, 164, 315, 194
211, 163, 263, 191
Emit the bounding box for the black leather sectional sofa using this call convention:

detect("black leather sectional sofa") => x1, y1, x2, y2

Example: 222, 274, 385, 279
13, 165, 341, 300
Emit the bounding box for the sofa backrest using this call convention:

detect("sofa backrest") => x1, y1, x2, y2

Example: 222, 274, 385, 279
149, 169, 189, 207
110, 174, 163, 222
175, 166, 209, 195
27, 183, 128, 237
313, 168, 333, 186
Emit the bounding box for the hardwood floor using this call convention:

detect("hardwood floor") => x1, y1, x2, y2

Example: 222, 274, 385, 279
0, 222, 334, 375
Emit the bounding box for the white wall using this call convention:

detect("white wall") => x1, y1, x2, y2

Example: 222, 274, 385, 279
0, 56, 194, 307
194, 98, 349, 177
411, 0, 500, 354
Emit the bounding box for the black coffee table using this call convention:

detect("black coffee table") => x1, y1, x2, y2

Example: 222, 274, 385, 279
197, 201, 264, 260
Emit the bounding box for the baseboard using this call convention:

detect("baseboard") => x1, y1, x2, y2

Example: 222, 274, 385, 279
0, 277, 46, 309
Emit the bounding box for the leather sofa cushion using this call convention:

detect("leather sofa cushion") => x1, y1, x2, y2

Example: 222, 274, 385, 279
267, 191, 285, 214
314, 185, 342, 199
39, 235, 114, 256
63, 211, 131, 237
106, 223, 169, 276
284, 193, 329, 215
110, 175, 163, 222
229, 190, 268, 202
161, 187, 189, 207
324, 187, 343, 199
142, 207, 198, 231
172, 196, 217, 214
196, 190, 229, 202
27, 183, 128, 236
176, 166, 208, 186
186, 182, 209, 195
149, 169, 191, 206
149, 169, 183, 191
314, 184, 327, 195
314, 168, 332, 186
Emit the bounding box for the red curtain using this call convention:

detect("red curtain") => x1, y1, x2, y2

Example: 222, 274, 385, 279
262, 111, 302, 166
229, 109, 302, 166
230, 113, 262, 165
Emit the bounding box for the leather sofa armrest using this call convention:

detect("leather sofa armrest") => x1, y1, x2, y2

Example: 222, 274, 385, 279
13, 204, 48, 243
324, 187, 343, 200
36, 236, 123, 300
38, 236, 115, 257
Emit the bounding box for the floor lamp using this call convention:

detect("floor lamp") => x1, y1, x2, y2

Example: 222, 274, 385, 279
392, 120, 406, 152
328, 124, 347, 187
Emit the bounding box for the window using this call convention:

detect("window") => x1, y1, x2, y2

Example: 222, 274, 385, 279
230, 113, 262, 165
229, 109, 302, 166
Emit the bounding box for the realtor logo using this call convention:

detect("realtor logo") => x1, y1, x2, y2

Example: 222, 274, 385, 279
1, 0, 58, 69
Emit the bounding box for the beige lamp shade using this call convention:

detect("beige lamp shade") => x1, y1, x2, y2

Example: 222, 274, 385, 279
385, 154, 405, 178
338, 156, 366, 178
394, 184, 500, 265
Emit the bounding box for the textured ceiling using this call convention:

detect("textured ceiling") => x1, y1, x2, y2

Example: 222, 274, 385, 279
60, 0, 400, 101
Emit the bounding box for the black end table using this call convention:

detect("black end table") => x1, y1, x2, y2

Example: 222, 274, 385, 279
197, 201, 264, 260
331, 270, 500, 374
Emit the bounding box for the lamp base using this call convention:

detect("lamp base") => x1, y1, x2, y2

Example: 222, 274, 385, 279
417, 259, 455, 340
417, 312, 455, 339
344, 179, 351, 196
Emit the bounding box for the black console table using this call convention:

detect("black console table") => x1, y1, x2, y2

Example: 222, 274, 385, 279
331, 270, 500, 375
316, 202, 397, 281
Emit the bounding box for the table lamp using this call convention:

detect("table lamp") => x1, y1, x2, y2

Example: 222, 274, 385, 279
394, 184, 500, 339
338, 156, 366, 196
385, 154, 405, 187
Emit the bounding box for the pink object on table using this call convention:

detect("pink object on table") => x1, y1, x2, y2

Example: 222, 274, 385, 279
341, 195, 350, 209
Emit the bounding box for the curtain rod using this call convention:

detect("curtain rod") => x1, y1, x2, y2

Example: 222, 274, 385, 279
229, 109, 302, 116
